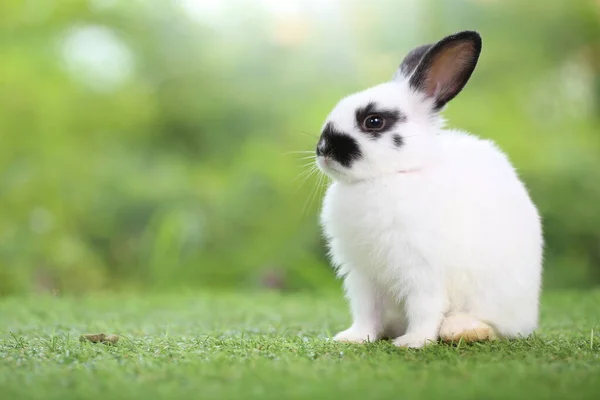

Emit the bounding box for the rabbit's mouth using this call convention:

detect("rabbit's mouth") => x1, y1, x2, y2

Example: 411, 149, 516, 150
317, 155, 332, 168
316, 155, 339, 173
316, 156, 348, 180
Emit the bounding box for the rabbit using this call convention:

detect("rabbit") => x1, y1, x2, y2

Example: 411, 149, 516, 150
315, 31, 543, 348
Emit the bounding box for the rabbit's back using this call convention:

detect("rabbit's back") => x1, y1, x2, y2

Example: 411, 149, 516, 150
437, 130, 542, 335
321, 130, 542, 337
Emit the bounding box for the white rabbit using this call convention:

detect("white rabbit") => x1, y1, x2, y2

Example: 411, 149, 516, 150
315, 31, 543, 348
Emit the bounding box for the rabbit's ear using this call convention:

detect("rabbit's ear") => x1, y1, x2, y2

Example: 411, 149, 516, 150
409, 31, 481, 110
393, 44, 432, 80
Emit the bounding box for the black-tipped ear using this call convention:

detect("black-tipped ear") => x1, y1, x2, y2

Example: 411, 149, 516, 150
395, 44, 433, 79
408, 31, 482, 110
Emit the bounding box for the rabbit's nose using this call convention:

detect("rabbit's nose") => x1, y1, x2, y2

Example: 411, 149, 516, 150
316, 138, 328, 156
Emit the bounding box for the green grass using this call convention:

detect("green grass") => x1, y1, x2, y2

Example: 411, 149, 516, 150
1, 290, 599, 400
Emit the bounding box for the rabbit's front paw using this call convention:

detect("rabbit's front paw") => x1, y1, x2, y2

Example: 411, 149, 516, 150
393, 333, 437, 349
333, 327, 378, 344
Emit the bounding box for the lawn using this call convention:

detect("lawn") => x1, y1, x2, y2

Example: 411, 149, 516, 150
1, 289, 599, 400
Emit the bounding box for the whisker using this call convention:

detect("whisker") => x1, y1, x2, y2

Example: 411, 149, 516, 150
315, 174, 326, 204
282, 150, 314, 155
311, 174, 327, 214
313, 173, 328, 213
295, 129, 317, 138
293, 165, 318, 184
296, 161, 318, 170
294, 164, 318, 183
293, 165, 321, 192
301, 172, 321, 217
296, 172, 319, 195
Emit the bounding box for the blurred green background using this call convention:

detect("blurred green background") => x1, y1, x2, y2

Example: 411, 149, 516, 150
1, 0, 599, 296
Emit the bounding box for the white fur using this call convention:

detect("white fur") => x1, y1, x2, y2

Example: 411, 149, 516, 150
318, 79, 543, 348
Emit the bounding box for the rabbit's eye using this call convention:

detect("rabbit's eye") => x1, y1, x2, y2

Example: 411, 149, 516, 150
362, 115, 386, 131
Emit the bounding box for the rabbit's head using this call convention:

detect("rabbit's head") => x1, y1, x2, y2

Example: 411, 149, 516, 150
316, 31, 481, 183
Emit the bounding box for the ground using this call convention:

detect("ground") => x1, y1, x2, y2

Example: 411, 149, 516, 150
1, 290, 599, 400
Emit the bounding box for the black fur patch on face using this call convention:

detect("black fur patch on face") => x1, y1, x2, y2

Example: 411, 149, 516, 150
316, 123, 362, 168
393, 134, 404, 147
355, 102, 406, 138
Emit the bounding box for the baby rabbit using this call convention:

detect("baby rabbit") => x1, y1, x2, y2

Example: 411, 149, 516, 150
315, 31, 542, 348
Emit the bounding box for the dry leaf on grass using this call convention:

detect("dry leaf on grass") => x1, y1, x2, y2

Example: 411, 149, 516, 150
80, 333, 120, 344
